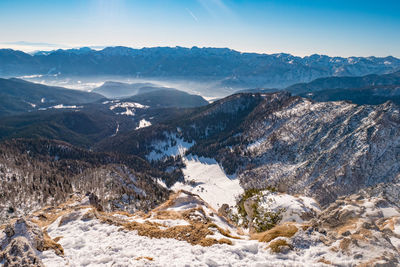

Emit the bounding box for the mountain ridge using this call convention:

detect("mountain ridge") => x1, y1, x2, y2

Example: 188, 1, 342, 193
1, 46, 400, 89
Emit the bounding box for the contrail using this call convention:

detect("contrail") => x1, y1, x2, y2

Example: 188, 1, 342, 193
186, 8, 199, 22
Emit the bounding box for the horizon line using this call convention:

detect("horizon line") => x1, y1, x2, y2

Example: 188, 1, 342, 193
0, 43, 398, 59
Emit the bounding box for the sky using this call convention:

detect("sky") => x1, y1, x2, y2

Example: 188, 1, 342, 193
0, 0, 399, 57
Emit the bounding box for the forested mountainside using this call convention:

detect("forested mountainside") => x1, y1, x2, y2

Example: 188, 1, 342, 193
288, 70, 400, 105
1, 47, 400, 89
287, 70, 400, 94
0, 78, 103, 116
0, 139, 170, 224
298, 85, 400, 106
240, 70, 400, 106
98, 92, 400, 206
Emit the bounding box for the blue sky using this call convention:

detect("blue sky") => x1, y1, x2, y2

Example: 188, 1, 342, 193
0, 0, 399, 57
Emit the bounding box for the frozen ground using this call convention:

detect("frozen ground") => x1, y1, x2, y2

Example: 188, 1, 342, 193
39, 212, 319, 267
172, 155, 243, 210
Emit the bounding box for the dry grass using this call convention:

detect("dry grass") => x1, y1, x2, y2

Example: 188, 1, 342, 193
153, 190, 204, 211
335, 218, 360, 236
350, 228, 372, 242
110, 210, 135, 218
356, 256, 389, 267
218, 238, 233, 245
53, 236, 63, 243
135, 256, 154, 261
30, 203, 93, 228
268, 239, 292, 253
152, 210, 183, 221
318, 257, 333, 265
378, 216, 400, 232
339, 238, 351, 251
251, 223, 298, 243
207, 223, 241, 239
94, 210, 234, 247
42, 229, 64, 256
319, 236, 334, 246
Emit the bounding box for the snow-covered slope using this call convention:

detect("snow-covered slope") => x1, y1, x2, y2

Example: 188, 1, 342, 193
172, 156, 243, 210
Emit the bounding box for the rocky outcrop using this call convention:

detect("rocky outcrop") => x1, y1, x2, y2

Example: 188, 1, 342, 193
0, 237, 43, 267
0, 218, 45, 267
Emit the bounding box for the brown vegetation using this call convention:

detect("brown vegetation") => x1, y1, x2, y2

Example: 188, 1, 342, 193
135, 256, 154, 261
92, 208, 235, 247
251, 223, 298, 243
268, 239, 292, 253
42, 229, 64, 256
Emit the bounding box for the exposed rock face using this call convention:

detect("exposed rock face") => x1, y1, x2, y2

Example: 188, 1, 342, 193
0, 218, 45, 267
88, 192, 103, 212
1, 218, 44, 252
0, 237, 43, 267
238, 94, 400, 205
303, 190, 400, 266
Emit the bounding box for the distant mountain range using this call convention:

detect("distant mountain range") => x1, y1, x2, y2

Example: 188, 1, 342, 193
1, 46, 400, 89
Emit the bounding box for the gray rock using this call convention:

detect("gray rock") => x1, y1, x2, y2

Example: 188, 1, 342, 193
0, 236, 44, 267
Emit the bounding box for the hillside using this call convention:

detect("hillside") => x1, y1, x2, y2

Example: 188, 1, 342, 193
0, 107, 138, 148
98, 92, 400, 206
0, 78, 104, 116
0, 138, 171, 224
287, 70, 400, 94
123, 89, 209, 108
299, 85, 400, 105
91, 81, 158, 98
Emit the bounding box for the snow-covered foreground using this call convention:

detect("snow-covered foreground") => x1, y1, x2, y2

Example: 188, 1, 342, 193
172, 155, 243, 210
39, 215, 315, 267
2, 189, 400, 266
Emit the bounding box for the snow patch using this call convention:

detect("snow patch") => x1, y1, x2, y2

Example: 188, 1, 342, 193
146, 133, 194, 161
136, 119, 152, 130
51, 104, 82, 109
109, 102, 149, 116
171, 155, 243, 210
